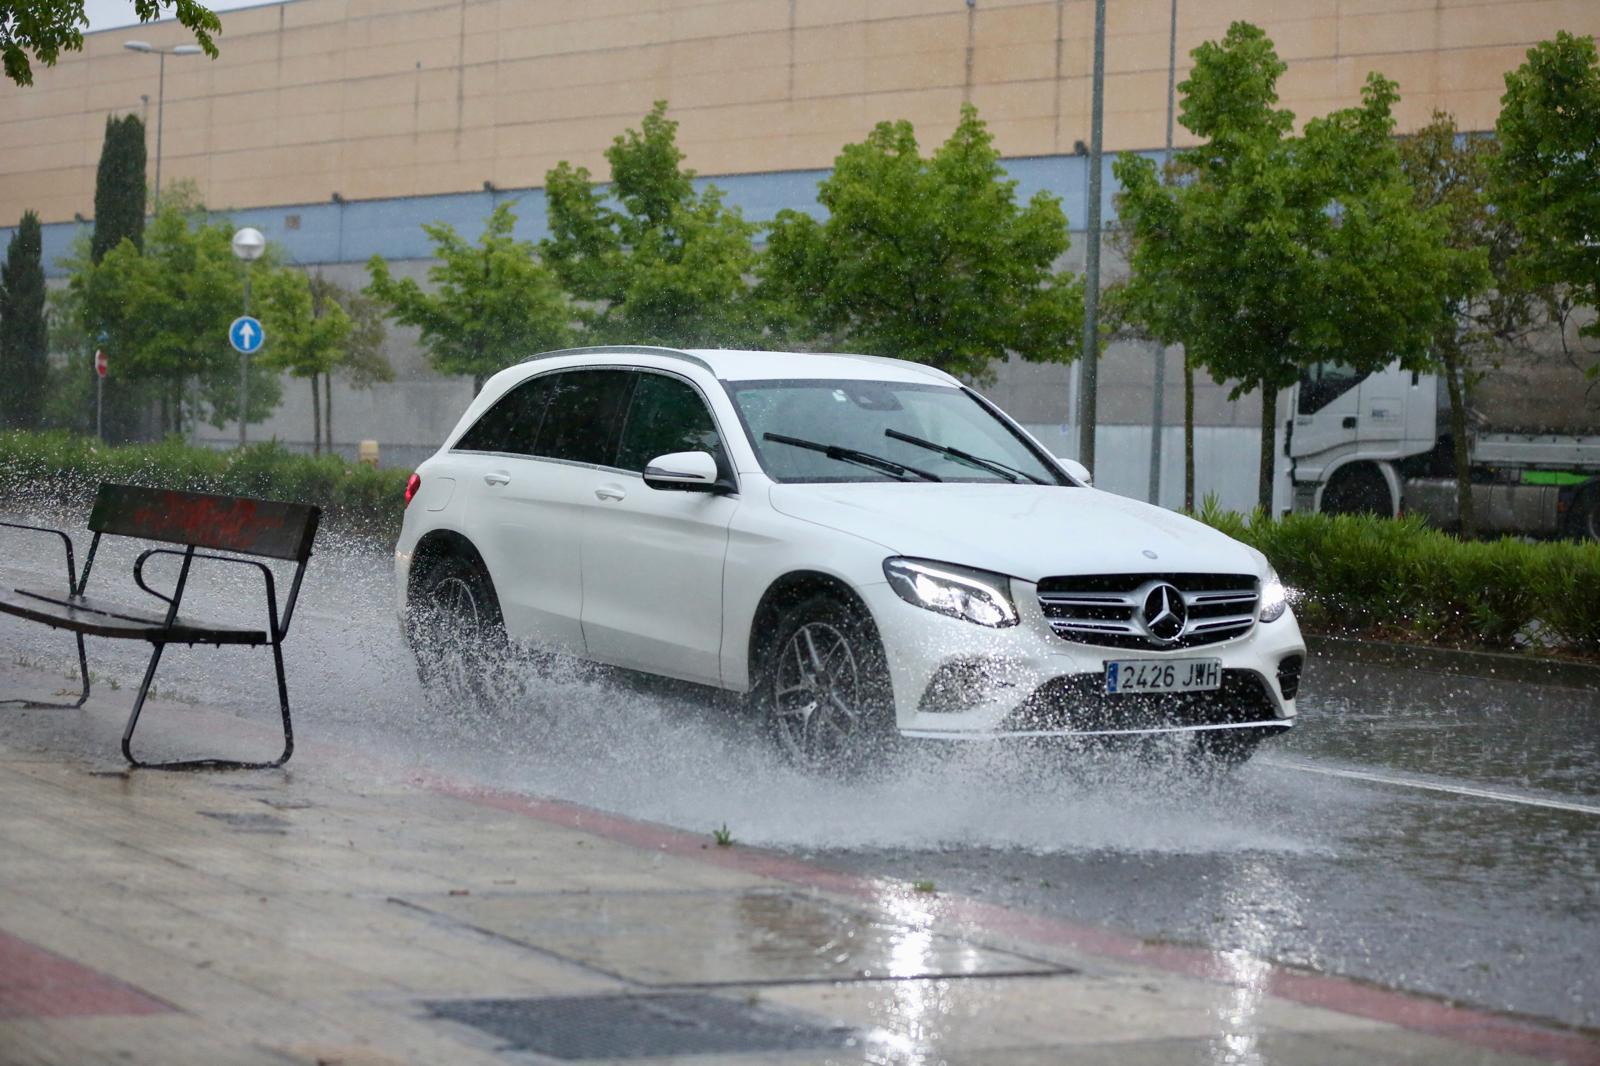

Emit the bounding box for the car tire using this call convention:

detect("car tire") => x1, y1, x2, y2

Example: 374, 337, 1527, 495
759, 594, 897, 776
405, 553, 510, 714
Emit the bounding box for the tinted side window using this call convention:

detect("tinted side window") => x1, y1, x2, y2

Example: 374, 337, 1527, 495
454, 376, 554, 454
616, 373, 726, 473
533, 369, 635, 465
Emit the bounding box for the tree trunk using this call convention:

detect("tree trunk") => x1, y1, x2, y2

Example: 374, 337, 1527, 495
1442, 345, 1475, 537
1183, 359, 1196, 511
1258, 381, 1278, 515
310, 376, 322, 455
322, 372, 334, 457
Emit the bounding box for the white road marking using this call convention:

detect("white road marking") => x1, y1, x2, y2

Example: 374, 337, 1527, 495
1271, 760, 1600, 817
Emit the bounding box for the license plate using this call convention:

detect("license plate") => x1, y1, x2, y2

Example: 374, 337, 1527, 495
1106, 658, 1221, 694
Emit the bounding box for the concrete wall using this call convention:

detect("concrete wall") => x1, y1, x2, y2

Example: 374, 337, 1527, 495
5, 0, 1593, 225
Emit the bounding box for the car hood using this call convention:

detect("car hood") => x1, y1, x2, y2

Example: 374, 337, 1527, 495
766, 482, 1265, 583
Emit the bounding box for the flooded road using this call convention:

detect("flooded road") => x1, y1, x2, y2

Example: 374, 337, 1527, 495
4, 514, 1597, 1031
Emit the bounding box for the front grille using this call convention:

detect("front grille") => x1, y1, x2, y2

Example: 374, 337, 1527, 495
1005, 669, 1279, 733
1036, 572, 1258, 651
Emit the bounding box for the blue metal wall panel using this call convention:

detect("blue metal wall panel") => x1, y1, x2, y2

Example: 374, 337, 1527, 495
8, 151, 1163, 278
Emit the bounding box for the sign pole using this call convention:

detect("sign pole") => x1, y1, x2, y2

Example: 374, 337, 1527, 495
239, 268, 250, 447
96, 372, 103, 441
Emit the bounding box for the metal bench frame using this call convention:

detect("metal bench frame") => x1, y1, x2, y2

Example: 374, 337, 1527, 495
1, 484, 320, 771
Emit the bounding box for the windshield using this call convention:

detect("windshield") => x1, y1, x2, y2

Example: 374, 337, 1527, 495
725, 379, 1067, 485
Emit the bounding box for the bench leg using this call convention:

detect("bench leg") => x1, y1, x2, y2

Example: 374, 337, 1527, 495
2, 632, 91, 710
122, 640, 294, 771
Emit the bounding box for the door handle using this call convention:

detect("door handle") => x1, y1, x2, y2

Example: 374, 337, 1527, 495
483, 471, 511, 486
594, 485, 627, 502
1341, 416, 1358, 429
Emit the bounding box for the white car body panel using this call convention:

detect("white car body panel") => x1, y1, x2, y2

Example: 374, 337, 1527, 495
397, 346, 1307, 742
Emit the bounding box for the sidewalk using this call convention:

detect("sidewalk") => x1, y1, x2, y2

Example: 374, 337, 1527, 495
0, 659, 1591, 1065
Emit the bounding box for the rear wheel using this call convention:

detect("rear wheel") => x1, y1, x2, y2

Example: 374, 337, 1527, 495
1320, 464, 1392, 516
1566, 481, 1600, 542
760, 595, 896, 776
406, 553, 510, 713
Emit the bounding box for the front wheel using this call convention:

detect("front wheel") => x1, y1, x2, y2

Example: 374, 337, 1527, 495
1189, 727, 1272, 771
759, 595, 897, 776
1566, 482, 1600, 542
405, 554, 510, 714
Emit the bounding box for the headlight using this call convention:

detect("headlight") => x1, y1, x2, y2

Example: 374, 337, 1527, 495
883, 558, 1018, 628
1259, 568, 1288, 623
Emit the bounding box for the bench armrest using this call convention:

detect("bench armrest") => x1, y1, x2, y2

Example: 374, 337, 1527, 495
0, 521, 77, 595
135, 547, 286, 640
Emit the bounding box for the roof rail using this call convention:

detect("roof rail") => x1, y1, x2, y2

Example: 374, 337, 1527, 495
515, 344, 714, 374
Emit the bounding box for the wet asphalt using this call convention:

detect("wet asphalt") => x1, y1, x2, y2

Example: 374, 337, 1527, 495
2, 512, 1596, 1031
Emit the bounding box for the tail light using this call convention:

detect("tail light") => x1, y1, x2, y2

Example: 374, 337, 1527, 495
404, 472, 421, 506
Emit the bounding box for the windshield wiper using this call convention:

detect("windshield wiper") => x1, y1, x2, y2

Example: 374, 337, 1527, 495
763, 433, 942, 482
884, 428, 1048, 484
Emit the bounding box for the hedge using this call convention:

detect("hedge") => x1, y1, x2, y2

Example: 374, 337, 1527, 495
1199, 501, 1600, 658
0, 431, 410, 539
2, 431, 1596, 658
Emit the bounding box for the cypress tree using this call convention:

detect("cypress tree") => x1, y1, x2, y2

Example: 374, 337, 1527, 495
91, 114, 147, 263
0, 212, 49, 430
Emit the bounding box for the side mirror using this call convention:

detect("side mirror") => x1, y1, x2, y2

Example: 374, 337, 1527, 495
1057, 458, 1093, 486
643, 450, 725, 493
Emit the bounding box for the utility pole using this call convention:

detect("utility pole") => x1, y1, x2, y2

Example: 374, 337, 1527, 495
123, 41, 202, 211
231, 227, 266, 445
1076, 0, 1107, 472
1148, 0, 1178, 506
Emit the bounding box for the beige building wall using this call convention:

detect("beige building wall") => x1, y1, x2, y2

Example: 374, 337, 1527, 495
4, 0, 1597, 224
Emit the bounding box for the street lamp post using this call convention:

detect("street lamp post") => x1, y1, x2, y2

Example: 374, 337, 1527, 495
232, 227, 266, 446
123, 41, 202, 210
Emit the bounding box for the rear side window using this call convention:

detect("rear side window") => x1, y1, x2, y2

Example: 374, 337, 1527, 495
532, 369, 635, 465
615, 372, 726, 473
454, 375, 555, 454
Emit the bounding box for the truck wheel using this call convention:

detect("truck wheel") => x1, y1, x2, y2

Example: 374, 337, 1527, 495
1567, 482, 1600, 542
1320, 464, 1391, 517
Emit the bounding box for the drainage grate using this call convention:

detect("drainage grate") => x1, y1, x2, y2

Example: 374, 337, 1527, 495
425, 993, 860, 1060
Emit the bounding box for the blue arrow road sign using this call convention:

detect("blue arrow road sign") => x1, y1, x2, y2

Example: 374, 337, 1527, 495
229, 315, 264, 355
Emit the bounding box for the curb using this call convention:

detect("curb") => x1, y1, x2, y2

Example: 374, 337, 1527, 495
1308, 634, 1600, 691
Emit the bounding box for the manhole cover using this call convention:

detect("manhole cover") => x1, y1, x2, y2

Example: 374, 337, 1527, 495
425, 993, 859, 1060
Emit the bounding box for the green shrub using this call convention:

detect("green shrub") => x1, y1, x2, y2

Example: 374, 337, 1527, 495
1206, 507, 1599, 659
0, 430, 409, 539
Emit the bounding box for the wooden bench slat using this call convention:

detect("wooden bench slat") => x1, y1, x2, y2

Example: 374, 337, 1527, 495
0, 589, 268, 645
89, 485, 320, 562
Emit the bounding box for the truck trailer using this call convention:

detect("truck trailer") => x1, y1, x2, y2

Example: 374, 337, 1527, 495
1287, 358, 1600, 540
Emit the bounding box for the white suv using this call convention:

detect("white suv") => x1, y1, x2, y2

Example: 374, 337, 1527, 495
396, 346, 1305, 770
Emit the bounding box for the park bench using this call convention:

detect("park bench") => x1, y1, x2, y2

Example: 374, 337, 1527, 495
1, 483, 320, 770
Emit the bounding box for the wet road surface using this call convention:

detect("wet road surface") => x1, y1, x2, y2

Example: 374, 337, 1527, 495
3, 511, 1596, 1032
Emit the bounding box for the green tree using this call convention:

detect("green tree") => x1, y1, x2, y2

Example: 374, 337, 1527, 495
1493, 30, 1600, 387
73, 193, 280, 435
367, 200, 569, 392
3, 0, 219, 86
0, 211, 49, 428
1114, 22, 1453, 512
541, 101, 762, 347
310, 274, 389, 453
1399, 113, 1536, 536
760, 103, 1083, 380
257, 269, 352, 455
91, 113, 147, 264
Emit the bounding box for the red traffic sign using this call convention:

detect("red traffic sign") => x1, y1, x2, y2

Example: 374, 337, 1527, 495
94, 349, 108, 378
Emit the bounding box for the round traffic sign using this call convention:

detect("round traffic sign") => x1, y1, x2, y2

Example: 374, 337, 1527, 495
229, 315, 264, 354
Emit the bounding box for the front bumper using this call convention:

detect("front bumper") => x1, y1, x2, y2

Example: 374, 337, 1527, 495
860, 578, 1306, 740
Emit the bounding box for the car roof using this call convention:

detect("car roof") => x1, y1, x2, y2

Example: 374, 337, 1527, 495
510, 345, 963, 387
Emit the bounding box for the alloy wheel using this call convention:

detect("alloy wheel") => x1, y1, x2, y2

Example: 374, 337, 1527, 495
771, 620, 865, 768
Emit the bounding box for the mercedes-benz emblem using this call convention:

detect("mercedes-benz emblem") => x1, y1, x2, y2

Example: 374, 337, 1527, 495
1140, 583, 1187, 643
